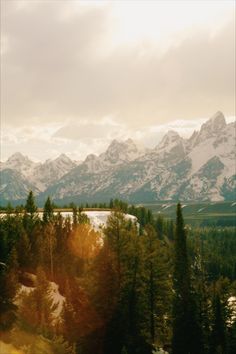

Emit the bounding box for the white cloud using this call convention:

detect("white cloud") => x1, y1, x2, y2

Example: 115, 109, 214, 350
1, 115, 234, 162
1, 0, 235, 160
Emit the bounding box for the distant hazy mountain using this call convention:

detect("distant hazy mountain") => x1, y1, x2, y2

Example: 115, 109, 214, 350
1, 111, 235, 204
0, 153, 76, 193
0, 169, 40, 201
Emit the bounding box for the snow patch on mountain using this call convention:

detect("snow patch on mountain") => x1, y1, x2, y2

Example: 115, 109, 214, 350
1, 112, 235, 202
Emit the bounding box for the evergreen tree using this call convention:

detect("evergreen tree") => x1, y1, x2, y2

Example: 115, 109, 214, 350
62, 277, 101, 347
25, 190, 37, 216
228, 320, 236, 354
210, 293, 227, 354
44, 223, 56, 279
18, 266, 57, 336
172, 203, 203, 354
72, 205, 78, 227
6, 202, 14, 214
0, 247, 19, 330
156, 215, 164, 239
102, 212, 153, 354
16, 232, 31, 269
43, 196, 54, 223
142, 224, 172, 347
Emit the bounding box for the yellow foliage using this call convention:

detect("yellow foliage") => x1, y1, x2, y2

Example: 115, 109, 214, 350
68, 223, 102, 261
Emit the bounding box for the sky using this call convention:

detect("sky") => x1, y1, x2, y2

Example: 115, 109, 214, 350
0, 0, 235, 162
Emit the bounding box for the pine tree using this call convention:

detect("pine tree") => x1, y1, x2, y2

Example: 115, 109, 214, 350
209, 277, 231, 354
228, 320, 236, 354
172, 203, 203, 354
44, 223, 56, 279
156, 215, 164, 239
72, 205, 78, 227
6, 202, 14, 214
102, 211, 153, 354
18, 266, 57, 336
43, 196, 54, 223
25, 190, 37, 216
142, 224, 172, 347
0, 247, 19, 330
16, 232, 31, 269
62, 277, 101, 347
210, 293, 227, 354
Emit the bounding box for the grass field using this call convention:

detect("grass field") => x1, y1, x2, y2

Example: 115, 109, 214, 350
139, 201, 236, 227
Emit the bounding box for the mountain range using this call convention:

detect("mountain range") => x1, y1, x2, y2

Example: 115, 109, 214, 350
1, 111, 235, 205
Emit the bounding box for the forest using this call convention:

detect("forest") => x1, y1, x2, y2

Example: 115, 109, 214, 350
0, 192, 236, 354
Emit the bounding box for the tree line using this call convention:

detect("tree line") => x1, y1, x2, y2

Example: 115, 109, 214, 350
0, 191, 236, 353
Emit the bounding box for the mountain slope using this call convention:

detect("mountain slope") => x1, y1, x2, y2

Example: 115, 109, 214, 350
0, 169, 40, 201
43, 112, 235, 203
1, 111, 235, 203
0, 153, 76, 193
30, 154, 76, 190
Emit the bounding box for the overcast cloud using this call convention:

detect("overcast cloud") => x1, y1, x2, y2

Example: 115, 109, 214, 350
1, 0, 235, 161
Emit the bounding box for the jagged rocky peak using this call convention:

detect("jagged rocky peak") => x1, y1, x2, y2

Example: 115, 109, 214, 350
200, 111, 226, 134
4, 152, 37, 171
157, 130, 181, 150
106, 138, 137, 151
124, 138, 136, 146
104, 138, 130, 155
7, 152, 31, 163
84, 153, 98, 162
191, 111, 227, 147
43, 154, 74, 167
54, 153, 74, 165
106, 138, 119, 149
84, 153, 103, 173
102, 138, 141, 164
56, 153, 71, 161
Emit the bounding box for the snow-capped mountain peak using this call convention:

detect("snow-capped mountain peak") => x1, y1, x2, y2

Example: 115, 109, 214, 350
1, 152, 38, 177
83, 154, 104, 173
207, 111, 226, 128
7, 152, 31, 164
197, 111, 226, 140
53, 153, 74, 167
100, 138, 142, 165
1, 112, 235, 203
156, 130, 182, 151
55, 153, 71, 162
85, 154, 98, 162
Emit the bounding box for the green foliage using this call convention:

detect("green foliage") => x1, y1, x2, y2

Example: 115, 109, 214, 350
18, 267, 57, 337
25, 191, 37, 216
141, 224, 172, 346
0, 247, 19, 330
0, 197, 236, 353
43, 197, 54, 224
172, 203, 203, 354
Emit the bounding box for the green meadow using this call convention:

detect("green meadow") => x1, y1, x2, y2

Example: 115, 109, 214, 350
139, 201, 236, 227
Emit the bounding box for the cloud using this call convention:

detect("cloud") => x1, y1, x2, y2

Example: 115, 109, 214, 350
53, 116, 124, 141
2, 1, 235, 127
1, 1, 235, 160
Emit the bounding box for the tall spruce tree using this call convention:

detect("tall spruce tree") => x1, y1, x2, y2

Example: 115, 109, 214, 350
172, 203, 203, 354
25, 190, 37, 216
102, 212, 153, 354
142, 224, 172, 347
210, 293, 227, 354
43, 196, 54, 223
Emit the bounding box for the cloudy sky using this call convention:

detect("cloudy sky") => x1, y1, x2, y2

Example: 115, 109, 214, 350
1, 0, 235, 161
